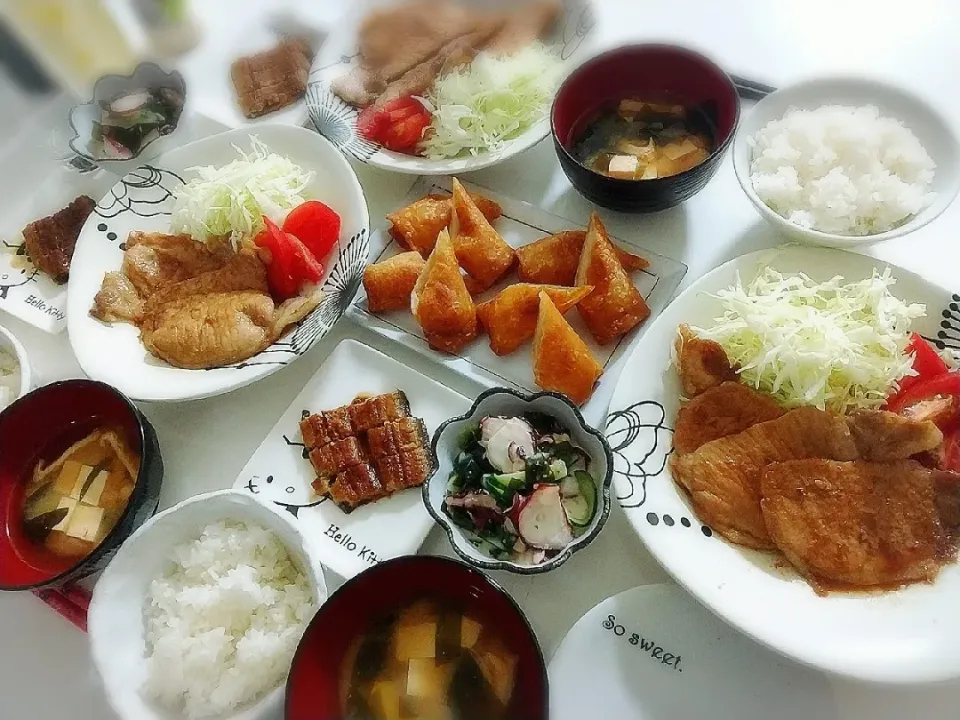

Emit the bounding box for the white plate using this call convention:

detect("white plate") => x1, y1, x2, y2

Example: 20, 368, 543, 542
232, 338, 470, 580
66, 124, 370, 403
306, 0, 595, 175
605, 244, 960, 683
549, 584, 834, 720
351, 177, 688, 418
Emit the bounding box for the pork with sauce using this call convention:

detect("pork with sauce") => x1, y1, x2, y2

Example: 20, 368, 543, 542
674, 324, 738, 398
672, 381, 784, 455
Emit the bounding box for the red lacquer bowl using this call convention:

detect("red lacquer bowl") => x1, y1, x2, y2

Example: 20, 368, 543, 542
0, 380, 163, 590
552, 44, 740, 213
286, 555, 548, 720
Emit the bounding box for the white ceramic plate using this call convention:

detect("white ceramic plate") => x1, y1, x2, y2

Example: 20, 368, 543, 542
232, 338, 470, 580
66, 124, 369, 402
549, 584, 834, 720
306, 0, 595, 175
351, 177, 687, 418
605, 244, 960, 683
733, 77, 960, 248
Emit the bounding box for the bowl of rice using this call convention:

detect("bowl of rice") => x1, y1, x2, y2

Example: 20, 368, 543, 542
0, 325, 29, 412
733, 77, 960, 247
88, 489, 326, 720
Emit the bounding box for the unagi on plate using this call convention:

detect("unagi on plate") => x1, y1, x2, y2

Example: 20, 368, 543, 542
299, 391, 431, 512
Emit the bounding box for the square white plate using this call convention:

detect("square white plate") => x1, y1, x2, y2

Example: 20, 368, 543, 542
232, 338, 469, 580
350, 177, 688, 417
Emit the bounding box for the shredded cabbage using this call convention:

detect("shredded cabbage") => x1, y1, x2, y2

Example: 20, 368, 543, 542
171, 137, 314, 247
419, 44, 563, 160
691, 268, 926, 413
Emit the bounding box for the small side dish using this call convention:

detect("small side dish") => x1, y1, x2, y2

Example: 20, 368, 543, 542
340, 597, 519, 719
90, 138, 339, 370
443, 413, 599, 565
300, 391, 432, 512
93, 85, 184, 160
231, 38, 315, 119
572, 97, 713, 180
142, 520, 315, 719
748, 105, 936, 236
20, 427, 139, 568
23, 195, 96, 284
0, 345, 21, 412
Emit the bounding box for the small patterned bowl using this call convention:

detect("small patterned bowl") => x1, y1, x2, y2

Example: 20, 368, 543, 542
423, 387, 614, 575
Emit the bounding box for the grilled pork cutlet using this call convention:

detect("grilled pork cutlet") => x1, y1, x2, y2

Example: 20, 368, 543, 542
301, 391, 429, 511
674, 324, 738, 398
761, 459, 960, 590
673, 382, 784, 455
122, 231, 233, 297
231, 38, 314, 119
22, 195, 96, 284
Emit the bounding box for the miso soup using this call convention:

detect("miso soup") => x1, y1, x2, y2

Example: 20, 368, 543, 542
572, 96, 714, 180
19, 427, 139, 567
340, 598, 518, 720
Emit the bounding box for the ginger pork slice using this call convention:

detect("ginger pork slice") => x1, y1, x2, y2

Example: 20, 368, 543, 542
363, 251, 426, 312
387, 192, 501, 257
411, 229, 478, 353
516, 230, 650, 286
449, 178, 516, 294
477, 283, 593, 356
532, 291, 603, 405
575, 213, 651, 345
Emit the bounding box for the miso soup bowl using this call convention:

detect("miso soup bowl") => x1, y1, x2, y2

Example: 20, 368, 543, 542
0, 379, 163, 591
286, 555, 548, 720
552, 44, 740, 213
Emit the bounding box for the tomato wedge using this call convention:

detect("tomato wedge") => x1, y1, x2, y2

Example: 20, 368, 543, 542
354, 96, 431, 154
381, 112, 431, 153
888, 334, 950, 408
283, 201, 341, 263
357, 105, 387, 142
256, 217, 324, 300
887, 372, 960, 416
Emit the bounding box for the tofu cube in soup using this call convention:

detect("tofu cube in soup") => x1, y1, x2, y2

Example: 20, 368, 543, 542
394, 601, 438, 661
607, 154, 640, 179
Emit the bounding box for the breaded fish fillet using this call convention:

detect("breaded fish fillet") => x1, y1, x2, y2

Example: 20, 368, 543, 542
761, 459, 960, 589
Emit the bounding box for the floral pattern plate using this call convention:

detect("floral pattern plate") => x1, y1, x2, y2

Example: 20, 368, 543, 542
605, 244, 960, 683
66, 124, 369, 402
306, 0, 596, 175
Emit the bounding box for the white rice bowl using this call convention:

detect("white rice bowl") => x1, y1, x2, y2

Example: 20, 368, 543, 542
142, 520, 316, 719
748, 104, 936, 236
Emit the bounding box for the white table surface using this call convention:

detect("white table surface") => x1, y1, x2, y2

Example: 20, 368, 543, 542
3, 0, 960, 718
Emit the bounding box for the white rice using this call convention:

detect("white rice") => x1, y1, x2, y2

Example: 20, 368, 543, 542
0, 348, 19, 411
748, 104, 936, 235
143, 521, 315, 719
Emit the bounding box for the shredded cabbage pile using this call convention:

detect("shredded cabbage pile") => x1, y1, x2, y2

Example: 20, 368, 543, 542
691, 268, 926, 413
171, 137, 314, 247
419, 44, 563, 160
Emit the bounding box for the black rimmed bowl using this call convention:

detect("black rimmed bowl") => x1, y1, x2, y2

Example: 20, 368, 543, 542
0, 380, 163, 591
552, 44, 740, 213
286, 555, 548, 720
423, 388, 614, 575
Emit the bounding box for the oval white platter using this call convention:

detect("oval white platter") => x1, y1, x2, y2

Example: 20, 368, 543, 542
605, 244, 960, 683
306, 0, 595, 175
66, 124, 370, 402
549, 584, 834, 720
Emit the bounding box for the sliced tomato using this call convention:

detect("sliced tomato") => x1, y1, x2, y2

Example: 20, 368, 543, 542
887, 372, 960, 417
889, 334, 950, 405
381, 112, 431, 153
286, 233, 325, 286
283, 201, 341, 262
254, 225, 298, 299
357, 105, 387, 142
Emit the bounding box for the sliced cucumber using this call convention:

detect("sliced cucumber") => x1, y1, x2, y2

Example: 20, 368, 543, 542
559, 474, 580, 498
481, 471, 527, 505
563, 471, 598, 528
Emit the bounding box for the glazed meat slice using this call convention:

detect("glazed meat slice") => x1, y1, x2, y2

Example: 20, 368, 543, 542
122, 231, 232, 297
231, 38, 314, 119
761, 459, 960, 589
328, 464, 387, 511
309, 437, 367, 478
673, 382, 784, 455
674, 324, 738, 398
368, 417, 432, 492
139, 289, 320, 369
140, 251, 268, 315
347, 391, 411, 433
321, 406, 355, 442
846, 409, 943, 462
670, 407, 859, 549
90, 271, 144, 323
22, 195, 96, 284
300, 414, 332, 451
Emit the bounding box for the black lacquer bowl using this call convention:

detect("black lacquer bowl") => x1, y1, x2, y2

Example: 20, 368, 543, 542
552, 44, 740, 213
